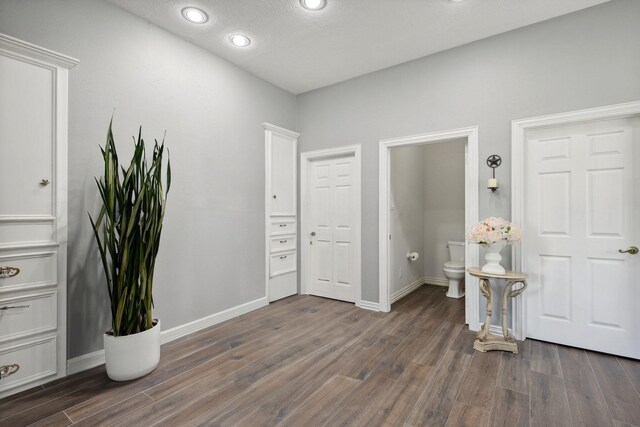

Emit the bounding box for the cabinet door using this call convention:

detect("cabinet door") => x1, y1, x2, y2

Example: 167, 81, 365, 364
269, 133, 296, 216
0, 54, 54, 218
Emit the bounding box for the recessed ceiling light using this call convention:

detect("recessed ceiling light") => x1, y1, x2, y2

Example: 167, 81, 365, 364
182, 7, 208, 24
229, 34, 251, 48
300, 0, 327, 11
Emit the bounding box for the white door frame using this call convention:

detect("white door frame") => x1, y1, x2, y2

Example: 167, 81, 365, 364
511, 100, 640, 341
300, 145, 363, 307
379, 127, 480, 330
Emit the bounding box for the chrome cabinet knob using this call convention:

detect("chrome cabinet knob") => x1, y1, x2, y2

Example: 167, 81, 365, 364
310, 231, 316, 236
40, 179, 50, 186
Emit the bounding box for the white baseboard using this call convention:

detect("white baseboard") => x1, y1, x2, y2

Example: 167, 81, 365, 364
356, 300, 380, 311
487, 323, 514, 337
66, 296, 269, 376
160, 297, 268, 344
423, 276, 448, 287
390, 277, 426, 304
67, 348, 106, 375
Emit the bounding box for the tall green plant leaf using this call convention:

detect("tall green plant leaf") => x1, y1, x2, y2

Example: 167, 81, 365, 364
89, 119, 170, 336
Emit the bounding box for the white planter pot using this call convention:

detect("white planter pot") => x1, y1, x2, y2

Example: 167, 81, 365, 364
103, 319, 160, 381
482, 241, 507, 275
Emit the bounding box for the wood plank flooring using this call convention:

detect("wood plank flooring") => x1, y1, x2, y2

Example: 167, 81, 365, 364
1, 284, 639, 426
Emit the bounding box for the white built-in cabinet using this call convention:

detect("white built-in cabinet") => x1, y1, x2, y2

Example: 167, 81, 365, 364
263, 123, 299, 302
0, 33, 77, 398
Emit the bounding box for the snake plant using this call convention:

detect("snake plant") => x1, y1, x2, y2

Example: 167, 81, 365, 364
90, 120, 171, 337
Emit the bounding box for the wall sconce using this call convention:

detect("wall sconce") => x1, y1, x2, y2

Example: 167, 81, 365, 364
486, 154, 501, 192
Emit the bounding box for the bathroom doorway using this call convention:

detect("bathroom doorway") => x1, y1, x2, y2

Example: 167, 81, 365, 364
379, 127, 480, 331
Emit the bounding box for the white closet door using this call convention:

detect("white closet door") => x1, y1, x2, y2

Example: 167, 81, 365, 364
308, 155, 357, 302
524, 117, 640, 358
269, 133, 296, 217
0, 55, 53, 217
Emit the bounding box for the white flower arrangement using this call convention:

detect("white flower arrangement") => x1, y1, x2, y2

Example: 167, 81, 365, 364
467, 217, 521, 245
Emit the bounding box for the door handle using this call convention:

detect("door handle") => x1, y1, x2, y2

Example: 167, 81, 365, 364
619, 246, 639, 255
310, 232, 316, 236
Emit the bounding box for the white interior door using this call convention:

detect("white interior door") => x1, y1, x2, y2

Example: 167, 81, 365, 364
524, 117, 640, 358
307, 155, 357, 302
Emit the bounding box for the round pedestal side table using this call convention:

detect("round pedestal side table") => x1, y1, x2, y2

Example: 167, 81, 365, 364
467, 267, 528, 354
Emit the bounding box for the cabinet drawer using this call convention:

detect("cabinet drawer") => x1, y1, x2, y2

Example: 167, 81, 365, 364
270, 235, 296, 253
0, 291, 57, 343
270, 251, 296, 278
0, 251, 57, 291
0, 337, 57, 393
0, 219, 55, 248
270, 219, 296, 236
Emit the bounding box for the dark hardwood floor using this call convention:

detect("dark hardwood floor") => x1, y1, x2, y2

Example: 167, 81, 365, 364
1, 285, 639, 426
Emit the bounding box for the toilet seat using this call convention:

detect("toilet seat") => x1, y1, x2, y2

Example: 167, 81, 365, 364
443, 261, 465, 270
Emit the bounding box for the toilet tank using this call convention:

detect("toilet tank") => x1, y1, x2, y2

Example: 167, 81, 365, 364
447, 241, 465, 261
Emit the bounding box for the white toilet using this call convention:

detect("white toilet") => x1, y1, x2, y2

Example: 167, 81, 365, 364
443, 241, 465, 298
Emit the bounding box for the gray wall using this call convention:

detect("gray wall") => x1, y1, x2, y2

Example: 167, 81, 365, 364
389, 145, 424, 296
297, 0, 640, 303
0, 0, 297, 358
422, 140, 466, 281
2, 0, 639, 359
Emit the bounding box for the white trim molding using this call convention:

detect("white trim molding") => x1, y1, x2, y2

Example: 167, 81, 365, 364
379, 127, 480, 332
423, 276, 448, 287
390, 277, 425, 304
300, 145, 363, 308
160, 297, 268, 344
356, 300, 380, 312
0, 32, 79, 68
67, 349, 106, 376
488, 324, 514, 339
262, 122, 300, 139
67, 296, 269, 375
511, 100, 640, 341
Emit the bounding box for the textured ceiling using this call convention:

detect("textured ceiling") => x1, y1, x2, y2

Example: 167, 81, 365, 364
107, 0, 611, 94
